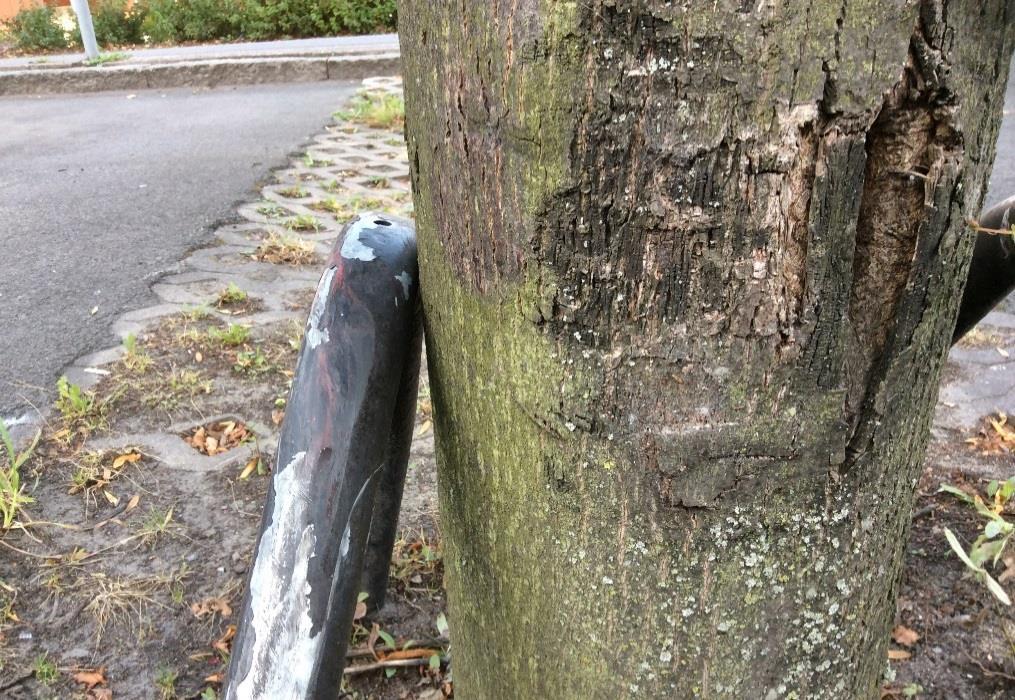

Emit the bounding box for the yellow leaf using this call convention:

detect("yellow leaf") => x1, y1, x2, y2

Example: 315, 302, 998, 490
112, 451, 142, 469
239, 458, 258, 480
102, 490, 119, 506
415, 420, 432, 437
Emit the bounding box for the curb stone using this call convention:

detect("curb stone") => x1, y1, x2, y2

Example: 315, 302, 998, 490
0, 52, 400, 96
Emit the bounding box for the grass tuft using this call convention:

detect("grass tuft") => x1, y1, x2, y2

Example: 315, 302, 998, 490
336, 92, 405, 131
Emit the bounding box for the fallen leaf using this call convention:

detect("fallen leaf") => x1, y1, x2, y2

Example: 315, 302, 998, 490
125, 493, 141, 513
966, 413, 1015, 454
997, 347, 1010, 358
354, 600, 367, 621
213, 625, 236, 655
186, 421, 252, 455
887, 648, 911, 661
239, 457, 259, 480
102, 490, 119, 506
195, 351, 203, 363
380, 647, 442, 662
88, 690, 113, 700
205, 672, 225, 684
73, 667, 107, 689
891, 625, 919, 647
415, 419, 432, 437
191, 597, 232, 619
112, 451, 142, 469
271, 409, 285, 426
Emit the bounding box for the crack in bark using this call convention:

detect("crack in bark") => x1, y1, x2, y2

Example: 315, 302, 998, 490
843, 6, 962, 459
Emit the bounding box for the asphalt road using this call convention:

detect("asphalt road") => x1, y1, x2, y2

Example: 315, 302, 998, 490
0, 81, 356, 421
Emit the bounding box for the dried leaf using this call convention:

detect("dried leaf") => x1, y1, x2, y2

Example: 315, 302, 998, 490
239, 457, 259, 480
73, 667, 107, 689
88, 690, 113, 700
125, 493, 141, 513
891, 625, 919, 647
112, 451, 142, 469
415, 420, 432, 437
213, 625, 236, 655
191, 597, 233, 619
381, 647, 442, 662
195, 351, 203, 363
102, 490, 119, 506
271, 409, 285, 426
967, 413, 1015, 454
887, 648, 911, 660
205, 672, 225, 684
354, 600, 367, 621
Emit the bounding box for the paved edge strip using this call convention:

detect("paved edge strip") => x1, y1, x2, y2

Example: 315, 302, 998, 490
0, 53, 400, 96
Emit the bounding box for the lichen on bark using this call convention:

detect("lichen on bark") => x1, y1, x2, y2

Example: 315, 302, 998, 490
399, 0, 1015, 697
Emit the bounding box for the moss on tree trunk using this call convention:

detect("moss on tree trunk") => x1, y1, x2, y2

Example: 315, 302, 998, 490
399, 1, 1015, 697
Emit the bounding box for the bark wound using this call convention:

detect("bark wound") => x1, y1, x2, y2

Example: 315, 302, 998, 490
845, 40, 961, 426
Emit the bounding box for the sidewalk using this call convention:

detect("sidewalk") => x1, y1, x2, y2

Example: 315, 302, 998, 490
0, 34, 400, 95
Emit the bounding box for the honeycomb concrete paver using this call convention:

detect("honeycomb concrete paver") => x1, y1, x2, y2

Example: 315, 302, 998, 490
62, 76, 412, 461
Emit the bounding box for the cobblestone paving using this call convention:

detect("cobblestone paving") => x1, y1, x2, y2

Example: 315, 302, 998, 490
65, 76, 419, 475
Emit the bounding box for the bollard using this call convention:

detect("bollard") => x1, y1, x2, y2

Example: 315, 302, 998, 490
224, 213, 422, 699
954, 195, 1015, 343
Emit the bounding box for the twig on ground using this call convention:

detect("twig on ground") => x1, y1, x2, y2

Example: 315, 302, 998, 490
343, 656, 442, 675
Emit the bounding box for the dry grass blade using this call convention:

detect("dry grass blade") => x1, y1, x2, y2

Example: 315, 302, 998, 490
252, 232, 320, 266
79, 571, 171, 642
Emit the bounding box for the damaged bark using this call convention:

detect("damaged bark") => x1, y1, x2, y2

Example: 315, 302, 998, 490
399, 1, 1014, 697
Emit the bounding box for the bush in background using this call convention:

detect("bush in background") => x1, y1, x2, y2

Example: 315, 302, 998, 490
3, 0, 397, 53
3, 4, 69, 51
91, 0, 145, 45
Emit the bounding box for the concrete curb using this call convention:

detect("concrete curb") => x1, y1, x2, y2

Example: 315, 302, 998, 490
0, 52, 400, 96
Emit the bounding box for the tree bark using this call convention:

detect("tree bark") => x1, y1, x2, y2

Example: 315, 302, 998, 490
398, 1, 1015, 697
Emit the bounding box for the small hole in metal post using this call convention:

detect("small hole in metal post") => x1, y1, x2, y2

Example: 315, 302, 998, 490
374, 219, 392, 227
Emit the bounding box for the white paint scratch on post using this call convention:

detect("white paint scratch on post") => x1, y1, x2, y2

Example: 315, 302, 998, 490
340, 217, 378, 262
394, 271, 412, 300
235, 451, 324, 698
306, 267, 336, 349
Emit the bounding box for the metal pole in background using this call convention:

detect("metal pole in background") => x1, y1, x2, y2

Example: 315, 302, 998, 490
68, 0, 99, 62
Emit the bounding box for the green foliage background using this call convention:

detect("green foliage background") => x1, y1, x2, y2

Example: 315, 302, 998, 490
3, 0, 397, 51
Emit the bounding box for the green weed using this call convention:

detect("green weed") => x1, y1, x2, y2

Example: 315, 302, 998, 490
0, 420, 38, 530
207, 324, 251, 347
940, 477, 1015, 605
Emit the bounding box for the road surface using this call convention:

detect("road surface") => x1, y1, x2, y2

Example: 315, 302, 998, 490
0, 81, 356, 420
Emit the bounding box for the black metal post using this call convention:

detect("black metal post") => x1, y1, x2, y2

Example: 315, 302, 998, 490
224, 213, 422, 699
954, 195, 1015, 343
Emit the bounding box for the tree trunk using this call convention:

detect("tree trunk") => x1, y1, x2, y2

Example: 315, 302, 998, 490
398, 1, 1014, 697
